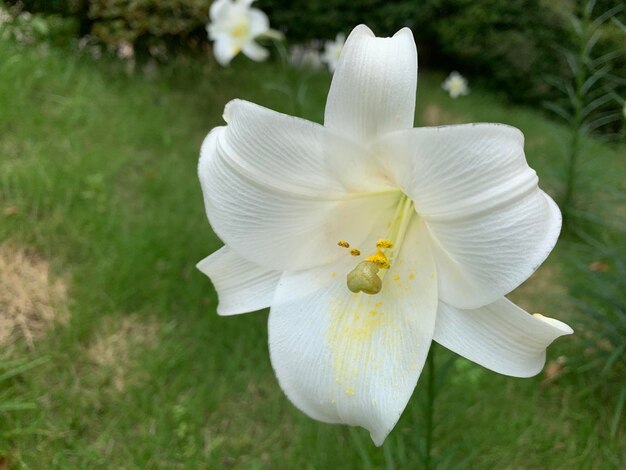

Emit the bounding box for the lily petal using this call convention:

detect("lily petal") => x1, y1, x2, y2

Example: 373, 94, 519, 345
197, 246, 281, 315
434, 298, 573, 377
248, 8, 269, 37
324, 25, 417, 144
218, 99, 381, 195
242, 41, 269, 62
212, 38, 240, 66
199, 122, 400, 272
376, 124, 561, 309
269, 218, 438, 445
210, 0, 229, 22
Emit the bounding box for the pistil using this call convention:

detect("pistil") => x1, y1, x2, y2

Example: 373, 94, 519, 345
340, 194, 415, 295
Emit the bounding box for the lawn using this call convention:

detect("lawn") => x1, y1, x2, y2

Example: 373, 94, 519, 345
0, 41, 624, 469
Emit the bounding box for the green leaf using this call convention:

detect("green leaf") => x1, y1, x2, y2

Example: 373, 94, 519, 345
0, 401, 37, 412
589, 4, 624, 32
543, 101, 573, 122
0, 356, 49, 383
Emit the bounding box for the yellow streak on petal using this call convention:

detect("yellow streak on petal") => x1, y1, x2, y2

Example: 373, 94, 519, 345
326, 293, 400, 400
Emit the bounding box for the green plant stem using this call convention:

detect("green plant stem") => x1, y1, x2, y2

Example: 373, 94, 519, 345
562, 51, 585, 225
561, 1, 591, 228
424, 345, 436, 470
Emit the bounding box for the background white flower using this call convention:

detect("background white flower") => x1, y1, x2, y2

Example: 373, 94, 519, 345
321, 32, 345, 73
0, 6, 11, 28
206, 0, 271, 66
116, 40, 134, 60
442, 71, 469, 98
290, 43, 323, 70
197, 25, 572, 445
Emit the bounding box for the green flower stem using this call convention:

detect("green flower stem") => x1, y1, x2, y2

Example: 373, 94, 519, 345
424, 344, 436, 470
561, 4, 590, 227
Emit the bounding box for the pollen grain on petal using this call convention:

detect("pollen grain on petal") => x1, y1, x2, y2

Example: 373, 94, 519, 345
350, 248, 361, 256
337, 240, 350, 248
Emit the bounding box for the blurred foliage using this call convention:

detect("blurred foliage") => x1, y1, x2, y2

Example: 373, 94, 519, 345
0, 356, 48, 453
543, 1, 625, 228
0, 1, 78, 45
11, 0, 210, 53
430, 0, 570, 103
9, 0, 626, 111
87, 0, 209, 53
260, 0, 626, 112
260, 0, 570, 103
564, 229, 626, 439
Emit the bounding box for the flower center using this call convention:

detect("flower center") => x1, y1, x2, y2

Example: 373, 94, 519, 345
230, 19, 250, 39
338, 194, 414, 295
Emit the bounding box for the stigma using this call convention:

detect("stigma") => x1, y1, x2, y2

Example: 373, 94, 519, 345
339, 239, 392, 295
347, 261, 382, 294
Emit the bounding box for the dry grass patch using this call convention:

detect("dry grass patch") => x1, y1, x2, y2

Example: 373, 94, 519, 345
86, 314, 160, 393
0, 244, 69, 350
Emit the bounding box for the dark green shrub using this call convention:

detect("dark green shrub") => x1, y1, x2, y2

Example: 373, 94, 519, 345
10, 0, 83, 15
87, 0, 209, 52
430, 0, 571, 102
259, 0, 573, 104
0, 2, 79, 46
12, 0, 210, 51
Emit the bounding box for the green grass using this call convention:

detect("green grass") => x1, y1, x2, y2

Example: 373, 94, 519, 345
0, 42, 624, 469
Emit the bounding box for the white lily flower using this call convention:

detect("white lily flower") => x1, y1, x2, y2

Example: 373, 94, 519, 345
206, 0, 271, 66
442, 71, 470, 98
321, 32, 346, 73
197, 25, 573, 445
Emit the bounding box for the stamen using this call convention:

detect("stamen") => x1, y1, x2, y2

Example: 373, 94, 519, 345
376, 239, 393, 249
366, 251, 390, 269
339, 194, 415, 295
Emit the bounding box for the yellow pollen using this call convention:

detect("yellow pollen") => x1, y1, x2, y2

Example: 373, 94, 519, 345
376, 239, 393, 249
350, 248, 361, 256
366, 250, 390, 269
231, 22, 249, 38
337, 240, 350, 248
409, 273, 415, 280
